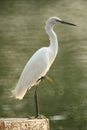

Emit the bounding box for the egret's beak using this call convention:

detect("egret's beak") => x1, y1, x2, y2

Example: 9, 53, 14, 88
57, 19, 77, 26
60, 20, 77, 26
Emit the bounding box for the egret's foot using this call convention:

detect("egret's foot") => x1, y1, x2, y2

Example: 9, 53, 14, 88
28, 115, 40, 119
35, 114, 40, 119
36, 76, 45, 83
35, 114, 46, 119
45, 75, 53, 82
28, 115, 46, 119
36, 75, 53, 83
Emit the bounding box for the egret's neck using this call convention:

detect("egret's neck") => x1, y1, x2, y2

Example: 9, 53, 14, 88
45, 23, 58, 56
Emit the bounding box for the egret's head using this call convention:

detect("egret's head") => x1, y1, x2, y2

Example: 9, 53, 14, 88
47, 17, 61, 25
46, 16, 76, 26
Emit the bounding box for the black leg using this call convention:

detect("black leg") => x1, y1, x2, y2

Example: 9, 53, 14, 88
34, 86, 39, 118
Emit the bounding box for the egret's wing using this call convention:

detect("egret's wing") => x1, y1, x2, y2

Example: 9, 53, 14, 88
12, 47, 50, 99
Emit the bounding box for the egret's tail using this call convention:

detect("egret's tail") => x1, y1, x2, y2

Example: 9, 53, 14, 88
11, 85, 28, 100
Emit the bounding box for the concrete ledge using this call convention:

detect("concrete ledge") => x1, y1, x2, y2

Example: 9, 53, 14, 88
0, 117, 50, 130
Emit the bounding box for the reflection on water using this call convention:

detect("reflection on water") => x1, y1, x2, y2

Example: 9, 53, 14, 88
0, 0, 87, 130
50, 115, 66, 121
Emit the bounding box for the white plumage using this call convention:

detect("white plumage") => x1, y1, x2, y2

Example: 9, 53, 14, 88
12, 16, 76, 100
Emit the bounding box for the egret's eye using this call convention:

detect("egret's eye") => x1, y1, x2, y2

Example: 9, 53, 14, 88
55, 19, 59, 22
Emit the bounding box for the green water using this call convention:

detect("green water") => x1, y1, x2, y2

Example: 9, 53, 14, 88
0, 0, 87, 129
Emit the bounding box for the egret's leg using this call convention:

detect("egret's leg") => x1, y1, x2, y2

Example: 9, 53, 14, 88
34, 86, 39, 118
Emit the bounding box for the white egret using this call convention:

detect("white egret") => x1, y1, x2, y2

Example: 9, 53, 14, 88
12, 16, 76, 117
